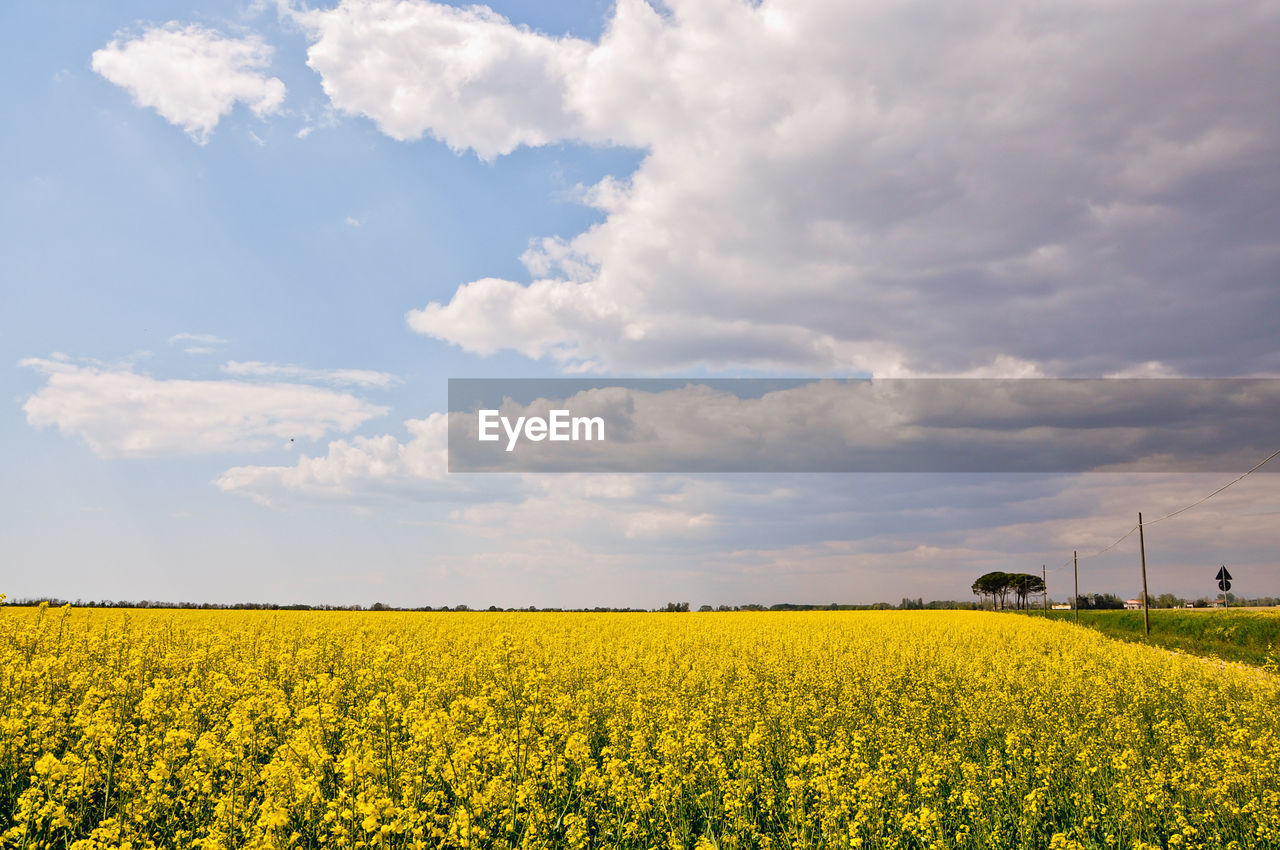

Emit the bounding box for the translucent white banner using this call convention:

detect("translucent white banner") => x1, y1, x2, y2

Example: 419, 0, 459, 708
447, 378, 1280, 473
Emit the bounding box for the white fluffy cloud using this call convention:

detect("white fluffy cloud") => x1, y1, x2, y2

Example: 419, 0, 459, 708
21, 358, 386, 457
296, 0, 599, 159
222, 360, 400, 389
92, 24, 286, 143
216, 415, 449, 503
215, 414, 722, 538
287, 0, 1280, 376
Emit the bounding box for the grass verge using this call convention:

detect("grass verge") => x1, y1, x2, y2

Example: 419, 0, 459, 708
1024, 607, 1280, 668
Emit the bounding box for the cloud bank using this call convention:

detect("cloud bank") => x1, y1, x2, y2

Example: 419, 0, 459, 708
303, 0, 1280, 377
92, 1, 1280, 376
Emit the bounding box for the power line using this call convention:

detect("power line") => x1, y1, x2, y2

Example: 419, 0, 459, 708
1076, 524, 1140, 563
1142, 445, 1280, 527
1048, 444, 1280, 576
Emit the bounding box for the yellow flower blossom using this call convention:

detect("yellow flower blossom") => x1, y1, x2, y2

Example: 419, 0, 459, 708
0, 609, 1277, 848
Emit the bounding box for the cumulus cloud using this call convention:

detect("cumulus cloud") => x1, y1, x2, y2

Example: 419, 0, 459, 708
289, 0, 1280, 376
222, 360, 400, 388
20, 358, 386, 457
216, 415, 451, 504
295, 0, 599, 159
92, 24, 286, 143
215, 413, 721, 537
94, 3, 1278, 374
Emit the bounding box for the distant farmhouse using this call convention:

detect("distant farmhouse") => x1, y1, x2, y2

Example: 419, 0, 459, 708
1124, 599, 1143, 610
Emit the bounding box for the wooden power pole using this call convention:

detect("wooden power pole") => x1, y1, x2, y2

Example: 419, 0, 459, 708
1073, 550, 1079, 624
1138, 512, 1150, 636
1042, 564, 1048, 615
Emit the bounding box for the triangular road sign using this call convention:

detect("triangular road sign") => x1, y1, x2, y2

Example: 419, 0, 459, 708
1215, 566, 1233, 581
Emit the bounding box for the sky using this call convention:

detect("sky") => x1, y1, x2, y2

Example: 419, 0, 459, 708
2, 0, 1279, 608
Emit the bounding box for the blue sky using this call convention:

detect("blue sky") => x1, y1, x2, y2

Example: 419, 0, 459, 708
3, 0, 1279, 607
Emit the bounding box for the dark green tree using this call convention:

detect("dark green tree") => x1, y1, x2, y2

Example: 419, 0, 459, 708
1009, 574, 1046, 609
971, 572, 1012, 609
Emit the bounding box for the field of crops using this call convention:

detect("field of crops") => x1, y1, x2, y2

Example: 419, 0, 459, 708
1036, 608, 1280, 668
3, 607, 1278, 849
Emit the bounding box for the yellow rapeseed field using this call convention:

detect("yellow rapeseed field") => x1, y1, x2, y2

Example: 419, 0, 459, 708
2, 606, 1278, 849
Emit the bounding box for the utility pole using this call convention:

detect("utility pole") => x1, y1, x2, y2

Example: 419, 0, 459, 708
1073, 550, 1079, 624
1042, 564, 1048, 615
1138, 512, 1150, 637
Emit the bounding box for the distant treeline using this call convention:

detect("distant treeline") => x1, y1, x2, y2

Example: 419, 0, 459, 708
0, 599, 644, 613
6, 596, 1272, 612
751, 600, 981, 611
2, 598, 982, 612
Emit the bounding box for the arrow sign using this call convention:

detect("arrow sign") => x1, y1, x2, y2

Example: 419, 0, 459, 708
1218, 579, 1231, 592
1216, 566, 1233, 581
